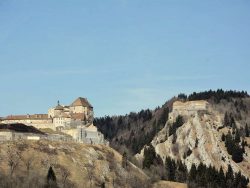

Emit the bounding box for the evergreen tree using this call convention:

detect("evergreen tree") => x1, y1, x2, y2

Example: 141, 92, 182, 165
230, 115, 236, 129
232, 145, 243, 163
222, 133, 226, 141
219, 167, 226, 187
122, 151, 128, 168
46, 166, 57, 188
188, 164, 197, 182
177, 93, 187, 100
175, 160, 187, 183
165, 157, 175, 181
224, 112, 229, 127
234, 171, 242, 188
196, 163, 206, 187
226, 165, 234, 188
235, 129, 241, 143
169, 115, 184, 136
142, 144, 156, 169
245, 124, 249, 137
225, 131, 234, 155
158, 107, 169, 126
241, 140, 246, 153
240, 175, 249, 188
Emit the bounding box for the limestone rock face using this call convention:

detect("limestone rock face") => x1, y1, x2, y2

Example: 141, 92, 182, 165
137, 100, 250, 178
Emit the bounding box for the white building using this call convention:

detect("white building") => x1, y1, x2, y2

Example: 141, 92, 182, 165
48, 97, 94, 129
1, 97, 106, 145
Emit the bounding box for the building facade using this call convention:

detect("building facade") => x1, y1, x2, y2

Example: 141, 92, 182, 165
0, 97, 106, 144
169, 100, 210, 121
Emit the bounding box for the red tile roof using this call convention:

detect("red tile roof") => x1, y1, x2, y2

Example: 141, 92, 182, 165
71, 97, 93, 108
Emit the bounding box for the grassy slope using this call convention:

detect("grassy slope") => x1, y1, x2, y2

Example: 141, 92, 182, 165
0, 140, 149, 188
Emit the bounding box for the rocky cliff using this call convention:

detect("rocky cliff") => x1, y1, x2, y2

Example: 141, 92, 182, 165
137, 100, 250, 179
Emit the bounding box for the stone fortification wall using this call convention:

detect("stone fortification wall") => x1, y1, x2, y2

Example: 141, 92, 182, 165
2, 119, 52, 125
170, 100, 210, 121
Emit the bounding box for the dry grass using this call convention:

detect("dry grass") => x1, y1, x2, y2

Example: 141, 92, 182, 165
0, 140, 148, 188
152, 180, 187, 188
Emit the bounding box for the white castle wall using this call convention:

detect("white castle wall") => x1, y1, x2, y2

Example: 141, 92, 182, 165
169, 100, 210, 121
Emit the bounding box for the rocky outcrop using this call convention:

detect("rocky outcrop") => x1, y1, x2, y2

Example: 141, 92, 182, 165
137, 100, 250, 178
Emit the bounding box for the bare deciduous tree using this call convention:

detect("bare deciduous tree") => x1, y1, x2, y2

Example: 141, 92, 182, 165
6, 145, 22, 177
41, 155, 57, 169
84, 162, 95, 188
61, 167, 70, 188
22, 150, 35, 176
54, 164, 71, 188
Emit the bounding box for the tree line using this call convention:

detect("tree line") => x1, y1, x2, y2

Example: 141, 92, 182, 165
222, 112, 249, 163
142, 144, 249, 188
94, 107, 169, 154
178, 89, 249, 103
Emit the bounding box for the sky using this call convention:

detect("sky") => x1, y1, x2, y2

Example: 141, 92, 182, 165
0, 0, 250, 117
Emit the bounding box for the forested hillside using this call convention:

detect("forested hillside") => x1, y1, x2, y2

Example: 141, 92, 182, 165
94, 99, 173, 155
95, 90, 249, 156
95, 89, 250, 188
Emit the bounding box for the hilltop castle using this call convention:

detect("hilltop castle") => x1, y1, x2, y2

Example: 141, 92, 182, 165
169, 100, 210, 120
1, 97, 105, 144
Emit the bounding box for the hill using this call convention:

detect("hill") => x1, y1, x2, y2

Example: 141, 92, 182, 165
95, 89, 249, 155
94, 97, 176, 156
138, 92, 250, 187
0, 140, 149, 188
95, 89, 250, 187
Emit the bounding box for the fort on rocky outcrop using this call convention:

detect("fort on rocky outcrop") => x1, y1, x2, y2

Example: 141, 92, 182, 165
169, 100, 210, 120
0, 97, 105, 144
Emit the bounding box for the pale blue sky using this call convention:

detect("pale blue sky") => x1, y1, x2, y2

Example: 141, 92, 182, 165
0, 0, 250, 117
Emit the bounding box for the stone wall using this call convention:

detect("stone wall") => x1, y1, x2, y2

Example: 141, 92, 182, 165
170, 100, 210, 121
77, 124, 105, 144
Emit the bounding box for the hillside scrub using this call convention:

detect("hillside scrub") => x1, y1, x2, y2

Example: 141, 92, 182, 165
0, 140, 149, 188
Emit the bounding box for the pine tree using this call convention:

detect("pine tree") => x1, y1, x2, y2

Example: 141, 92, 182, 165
232, 145, 243, 163
235, 129, 241, 143
240, 175, 249, 188
245, 124, 249, 137
122, 151, 128, 168
188, 164, 197, 182
226, 165, 234, 188
230, 115, 236, 129
234, 171, 242, 188
222, 133, 226, 141
241, 140, 246, 154
225, 131, 234, 155
224, 112, 229, 127
219, 167, 226, 187
158, 107, 169, 126
176, 160, 187, 182
142, 144, 156, 169
165, 157, 175, 181
46, 166, 57, 188
196, 163, 206, 187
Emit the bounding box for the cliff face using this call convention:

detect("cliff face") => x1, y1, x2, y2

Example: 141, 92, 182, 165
137, 100, 250, 178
